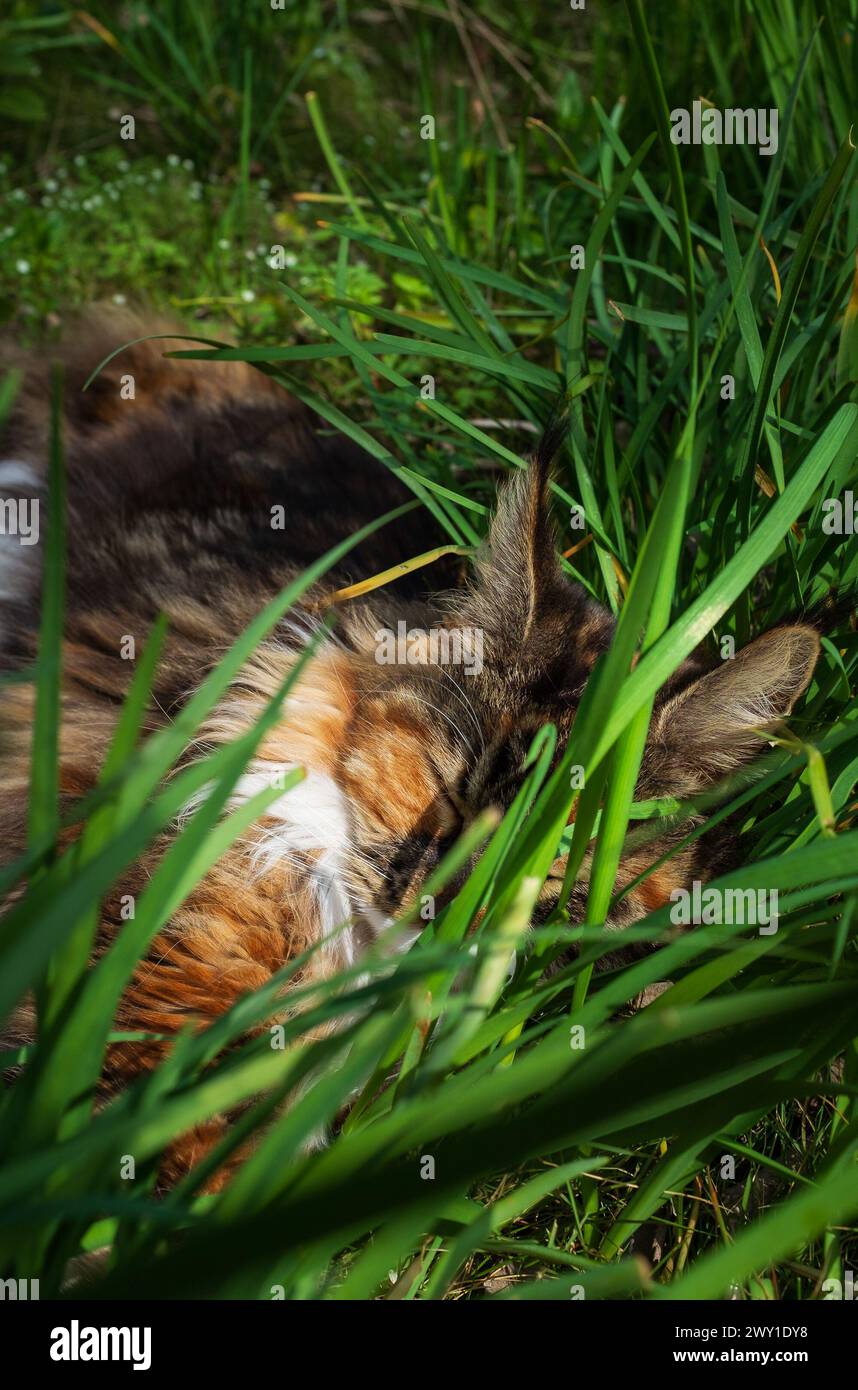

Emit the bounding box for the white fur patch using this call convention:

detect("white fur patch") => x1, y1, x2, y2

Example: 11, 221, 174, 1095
182, 763, 356, 965
0, 460, 42, 491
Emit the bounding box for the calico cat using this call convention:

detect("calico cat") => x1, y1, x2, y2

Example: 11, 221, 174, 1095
0, 311, 835, 1186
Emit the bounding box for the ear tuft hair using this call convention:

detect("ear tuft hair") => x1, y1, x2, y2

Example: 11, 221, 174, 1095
531, 397, 571, 493
467, 405, 570, 644
789, 585, 857, 638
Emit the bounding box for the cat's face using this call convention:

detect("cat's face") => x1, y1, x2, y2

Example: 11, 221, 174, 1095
332, 448, 821, 942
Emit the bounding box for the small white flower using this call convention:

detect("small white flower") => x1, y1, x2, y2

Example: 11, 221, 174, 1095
44, 179, 58, 193
112, 293, 127, 305
240, 289, 255, 302
16, 259, 30, 274
217, 237, 230, 250
167, 154, 180, 167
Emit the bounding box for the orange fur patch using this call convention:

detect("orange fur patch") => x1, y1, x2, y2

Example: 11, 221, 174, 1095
340, 698, 443, 838
633, 869, 678, 915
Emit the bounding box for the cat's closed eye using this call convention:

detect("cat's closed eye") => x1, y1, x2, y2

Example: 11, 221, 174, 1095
441, 786, 469, 827
433, 795, 464, 852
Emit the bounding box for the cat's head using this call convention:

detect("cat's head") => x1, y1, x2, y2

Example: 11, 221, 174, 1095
335, 436, 823, 941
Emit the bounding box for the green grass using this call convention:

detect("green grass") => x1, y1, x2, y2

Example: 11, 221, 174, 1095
1, 0, 857, 1300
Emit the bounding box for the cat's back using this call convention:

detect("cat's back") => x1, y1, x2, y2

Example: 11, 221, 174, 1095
0, 309, 452, 692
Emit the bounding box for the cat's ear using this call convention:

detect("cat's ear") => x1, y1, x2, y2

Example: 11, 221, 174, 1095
468, 416, 568, 642
652, 624, 820, 779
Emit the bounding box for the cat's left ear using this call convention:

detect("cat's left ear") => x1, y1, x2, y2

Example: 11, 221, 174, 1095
468, 417, 569, 643
649, 624, 821, 782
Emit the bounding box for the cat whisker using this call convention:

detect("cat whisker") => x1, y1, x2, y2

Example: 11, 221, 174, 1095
436, 664, 486, 759
404, 690, 478, 759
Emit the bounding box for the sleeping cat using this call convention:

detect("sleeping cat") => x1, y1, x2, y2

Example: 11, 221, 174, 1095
0, 311, 834, 1186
